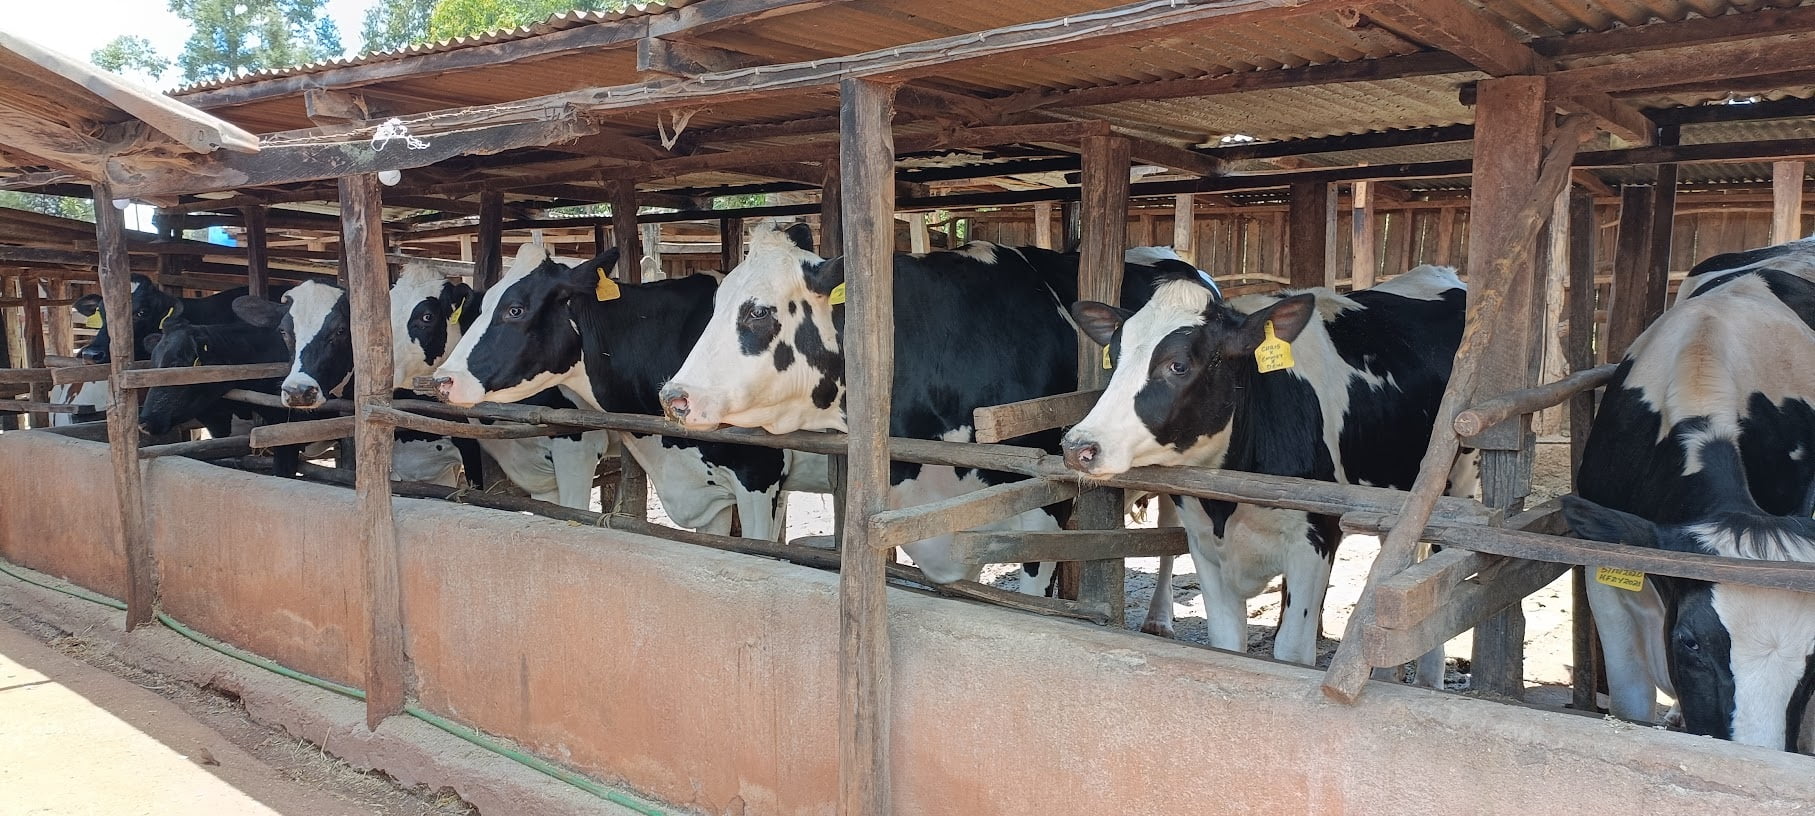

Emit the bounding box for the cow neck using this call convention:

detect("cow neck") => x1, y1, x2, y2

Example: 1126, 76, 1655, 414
1217, 357, 1338, 482
570, 275, 718, 416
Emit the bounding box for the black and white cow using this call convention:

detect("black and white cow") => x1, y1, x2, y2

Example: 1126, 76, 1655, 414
659, 222, 1114, 591
76, 274, 284, 363
1571, 238, 1815, 746
433, 243, 824, 538
136, 318, 301, 474
1566, 426, 1815, 750
1059, 265, 1467, 668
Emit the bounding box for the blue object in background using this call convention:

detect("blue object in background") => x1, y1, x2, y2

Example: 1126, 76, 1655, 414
205, 226, 235, 245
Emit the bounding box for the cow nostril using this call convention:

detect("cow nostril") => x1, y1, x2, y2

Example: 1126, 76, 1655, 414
1063, 440, 1100, 471
432, 377, 455, 400
666, 396, 690, 420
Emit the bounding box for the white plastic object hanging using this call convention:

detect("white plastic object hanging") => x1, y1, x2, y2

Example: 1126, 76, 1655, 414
371, 118, 430, 151
377, 169, 402, 186
111, 199, 132, 210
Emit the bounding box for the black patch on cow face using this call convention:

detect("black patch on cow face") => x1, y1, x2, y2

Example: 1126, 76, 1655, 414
736, 298, 782, 355
791, 301, 843, 410
295, 294, 354, 396
773, 341, 795, 372
464, 262, 588, 395
1667, 586, 1737, 740
406, 297, 450, 366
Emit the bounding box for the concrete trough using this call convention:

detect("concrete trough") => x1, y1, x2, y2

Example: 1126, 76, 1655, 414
3, 429, 1813, 814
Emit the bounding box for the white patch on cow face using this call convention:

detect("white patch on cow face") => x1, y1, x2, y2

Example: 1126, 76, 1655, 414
281, 281, 347, 408
435, 244, 582, 406
390, 263, 457, 387
1714, 584, 1815, 748
667, 222, 843, 433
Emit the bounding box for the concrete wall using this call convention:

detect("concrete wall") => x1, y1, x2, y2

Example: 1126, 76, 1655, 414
4, 429, 1814, 814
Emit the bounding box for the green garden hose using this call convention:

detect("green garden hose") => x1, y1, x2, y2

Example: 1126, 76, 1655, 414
0, 558, 666, 816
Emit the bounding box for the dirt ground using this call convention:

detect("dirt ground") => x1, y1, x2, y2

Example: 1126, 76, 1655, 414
638, 439, 1590, 707
0, 605, 475, 816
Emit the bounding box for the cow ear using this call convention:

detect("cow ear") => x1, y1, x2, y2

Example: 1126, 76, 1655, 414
439, 281, 473, 312
1229, 293, 1316, 355
785, 223, 815, 253
558, 249, 622, 296
1070, 301, 1131, 347
142, 332, 164, 354
72, 294, 103, 317
805, 257, 845, 301
232, 295, 286, 328
1562, 495, 1661, 549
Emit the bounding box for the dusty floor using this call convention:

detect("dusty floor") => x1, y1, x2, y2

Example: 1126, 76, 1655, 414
0, 606, 474, 816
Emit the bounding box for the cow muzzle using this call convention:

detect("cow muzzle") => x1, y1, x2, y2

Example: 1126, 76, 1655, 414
281, 383, 322, 409
77, 346, 108, 364
659, 383, 692, 422
1061, 437, 1103, 474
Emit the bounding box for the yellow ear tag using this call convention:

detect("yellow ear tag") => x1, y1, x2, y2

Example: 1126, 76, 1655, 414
828, 283, 846, 306
1594, 566, 1645, 592
1255, 320, 1295, 373
158, 306, 176, 329
595, 270, 621, 302
82, 312, 104, 329
1101, 344, 1113, 370
448, 302, 464, 325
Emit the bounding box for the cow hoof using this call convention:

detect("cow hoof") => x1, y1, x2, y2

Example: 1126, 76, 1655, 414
1662, 704, 1684, 730
1140, 619, 1176, 638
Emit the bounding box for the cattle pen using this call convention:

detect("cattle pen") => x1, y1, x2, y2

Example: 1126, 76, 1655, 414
6, 0, 1815, 813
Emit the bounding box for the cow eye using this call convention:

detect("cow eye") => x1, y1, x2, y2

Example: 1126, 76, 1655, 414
419, 312, 435, 323
503, 305, 527, 320
747, 305, 774, 321
1677, 631, 1702, 653
1166, 360, 1189, 376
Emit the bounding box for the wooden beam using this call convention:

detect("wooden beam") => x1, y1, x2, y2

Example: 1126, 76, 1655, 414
1350, 179, 1377, 289
1172, 194, 1196, 262
870, 478, 1082, 552
1033, 201, 1055, 250
1774, 160, 1807, 244
1454, 363, 1618, 438
117, 362, 289, 390
243, 205, 269, 299
951, 527, 1188, 564
1571, 169, 1615, 198
303, 89, 377, 124
819, 162, 842, 257
835, 77, 895, 816
637, 39, 766, 77
974, 389, 1106, 444
1537, 4, 1815, 60
93, 179, 153, 629
342, 172, 406, 729
44, 279, 72, 361
139, 435, 253, 460
907, 212, 929, 253
719, 216, 744, 271
1287, 180, 1335, 288
474, 191, 504, 291
1605, 185, 1657, 363
1546, 32, 1815, 98
609, 181, 641, 282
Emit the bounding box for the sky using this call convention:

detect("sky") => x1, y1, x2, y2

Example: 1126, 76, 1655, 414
8, 0, 381, 88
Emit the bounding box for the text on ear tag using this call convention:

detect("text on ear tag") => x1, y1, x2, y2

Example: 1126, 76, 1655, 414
1595, 566, 1644, 592
1101, 344, 1113, 370
828, 283, 846, 306
83, 312, 104, 329
158, 306, 176, 329
595, 270, 621, 302
1255, 320, 1295, 373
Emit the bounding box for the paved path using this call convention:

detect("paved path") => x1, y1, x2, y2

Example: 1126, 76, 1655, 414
0, 621, 371, 816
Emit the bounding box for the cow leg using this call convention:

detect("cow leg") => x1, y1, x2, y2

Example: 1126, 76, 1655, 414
1271, 515, 1336, 667
731, 482, 785, 541
1141, 497, 1182, 638
1587, 580, 1671, 722
550, 431, 607, 510
1008, 505, 1063, 597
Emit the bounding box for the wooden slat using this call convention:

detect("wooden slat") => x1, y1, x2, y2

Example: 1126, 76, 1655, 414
951, 527, 1187, 564
1288, 180, 1335, 288
1351, 179, 1377, 289
0, 368, 52, 385
835, 77, 897, 816
244, 206, 270, 299
248, 416, 356, 448
610, 180, 642, 282
366, 405, 583, 439
139, 435, 253, 460
1546, 32, 1815, 98
870, 478, 1081, 552
1368, 559, 1570, 667
1453, 364, 1618, 438
1605, 185, 1659, 362
117, 362, 289, 390
0, 399, 82, 413
972, 389, 1103, 444
1774, 160, 1807, 244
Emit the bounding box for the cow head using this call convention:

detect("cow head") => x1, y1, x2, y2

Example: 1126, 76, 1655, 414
77, 274, 177, 363
661, 221, 843, 434
1564, 432, 1815, 751
137, 319, 213, 435
389, 262, 473, 387
433, 244, 618, 407
235, 281, 347, 409
1060, 277, 1316, 476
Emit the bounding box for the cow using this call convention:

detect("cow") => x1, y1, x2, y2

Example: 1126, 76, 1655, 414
1058, 264, 1467, 672
661, 222, 1162, 593
433, 242, 825, 540
1571, 237, 1815, 744
231, 266, 605, 503
75, 275, 285, 363
136, 318, 301, 475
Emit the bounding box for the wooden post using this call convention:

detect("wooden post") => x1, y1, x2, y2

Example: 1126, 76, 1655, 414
1566, 190, 1602, 713
820, 162, 843, 257
1536, 189, 1572, 437
719, 217, 744, 271
458, 236, 474, 262
242, 205, 270, 299
475, 190, 505, 291
1288, 181, 1335, 288
1351, 180, 1377, 290
20, 276, 46, 428
341, 173, 406, 729
45, 279, 72, 359
1172, 194, 1196, 262
1434, 208, 1457, 267
836, 77, 896, 816
610, 181, 641, 283
1774, 161, 1807, 244
94, 182, 154, 629
1061, 200, 1081, 251
907, 212, 929, 254
1069, 133, 1132, 623
641, 223, 664, 279
1605, 185, 1659, 362
593, 223, 609, 258
1033, 202, 1055, 250
1646, 126, 1679, 316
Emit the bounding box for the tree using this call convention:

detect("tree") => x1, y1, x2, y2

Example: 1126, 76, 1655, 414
90, 36, 171, 83
167, 0, 343, 83
359, 0, 437, 53
426, 0, 626, 42
0, 192, 95, 223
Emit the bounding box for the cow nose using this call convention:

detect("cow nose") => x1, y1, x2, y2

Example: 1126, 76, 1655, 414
281, 384, 319, 407
1062, 439, 1101, 472
78, 347, 106, 364
433, 377, 456, 402
660, 384, 690, 421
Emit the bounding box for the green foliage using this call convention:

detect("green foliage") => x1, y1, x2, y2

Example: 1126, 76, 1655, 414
90, 36, 171, 82
359, 0, 438, 53
713, 193, 768, 209
426, 0, 628, 41
167, 0, 343, 83
0, 192, 95, 223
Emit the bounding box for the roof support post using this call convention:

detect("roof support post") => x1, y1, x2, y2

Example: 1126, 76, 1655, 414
1564, 188, 1603, 715
1351, 180, 1378, 289
242, 205, 269, 299
834, 76, 896, 816
93, 180, 154, 629
341, 171, 406, 729
19, 275, 46, 428
609, 180, 641, 282
1774, 161, 1807, 244
1288, 181, 1335, 288
1172, 194, 1196, 264
820, 161, 843, 257
1033, 201, 1055, 250
475, 190, 505, 291
719, 216, 744, 272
